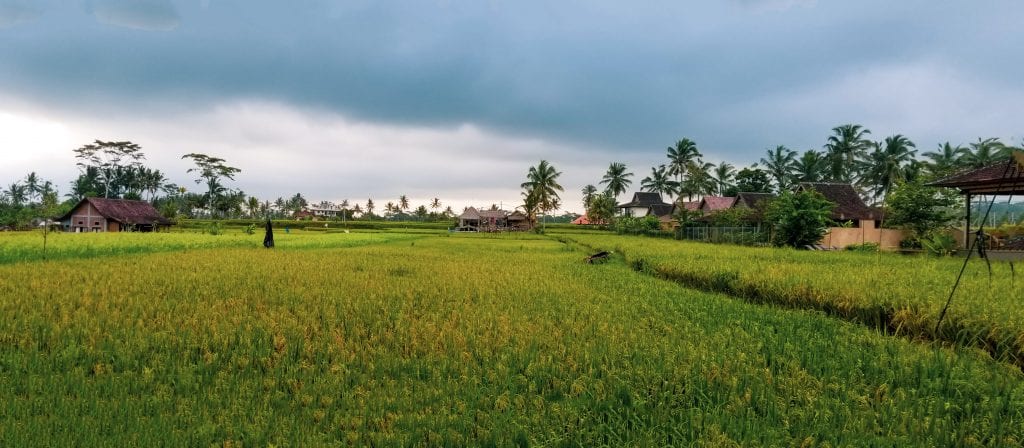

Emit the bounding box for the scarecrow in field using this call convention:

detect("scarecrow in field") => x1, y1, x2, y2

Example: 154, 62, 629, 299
263, 219, 274, 248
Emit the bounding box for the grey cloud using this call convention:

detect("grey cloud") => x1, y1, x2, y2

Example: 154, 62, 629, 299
88, 0, 179, 31
0, 0, 42, 28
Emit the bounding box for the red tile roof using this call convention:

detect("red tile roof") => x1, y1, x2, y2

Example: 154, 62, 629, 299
700, 196, 736, 212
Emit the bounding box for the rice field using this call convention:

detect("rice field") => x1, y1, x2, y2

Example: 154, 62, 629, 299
556, 232, 1024, 369
1, 230, 1023, 446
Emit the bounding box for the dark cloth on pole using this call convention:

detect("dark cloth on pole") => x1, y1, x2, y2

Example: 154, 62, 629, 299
263, 220, 274, 248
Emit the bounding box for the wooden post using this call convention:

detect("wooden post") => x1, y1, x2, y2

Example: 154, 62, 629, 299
964, 193, 971, 249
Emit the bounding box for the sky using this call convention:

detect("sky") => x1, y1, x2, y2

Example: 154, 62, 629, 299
2, 0, 1023, 213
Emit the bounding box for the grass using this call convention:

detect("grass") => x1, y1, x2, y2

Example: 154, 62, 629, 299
0, 232, 1022, 445
557, 232, 1024, 369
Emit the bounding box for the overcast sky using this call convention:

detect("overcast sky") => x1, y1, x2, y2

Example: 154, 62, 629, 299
2, 0, 1023, 213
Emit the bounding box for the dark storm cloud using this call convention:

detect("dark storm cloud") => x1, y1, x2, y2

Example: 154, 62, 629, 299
2, 1, 1023, 170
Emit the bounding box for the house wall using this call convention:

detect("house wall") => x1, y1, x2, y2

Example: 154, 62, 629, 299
65, 202, 108, 233
624, 206, 648, 217
820, 220, 905, 249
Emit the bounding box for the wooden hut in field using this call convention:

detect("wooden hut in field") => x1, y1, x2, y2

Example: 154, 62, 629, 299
59, 197, 172, 233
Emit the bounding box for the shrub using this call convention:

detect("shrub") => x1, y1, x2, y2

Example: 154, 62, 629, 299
764, 190, 835, 248
844, 242, 879, 252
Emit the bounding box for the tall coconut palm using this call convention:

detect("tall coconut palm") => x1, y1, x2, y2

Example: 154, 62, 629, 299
600, 162, 633, 199
760, 145, 797, 193
4, 182, 26, 207
430, 197, 441, 213
792, 150, 826, 183
962, 137, 1008, 169
711, 162, 735, 196
520, 160, 564, 229
24, 172, 40, 204
922, 142, 967, 178
366, 198, 375, 216
398, 195, 410, 212
680, 160, 716, 200
581, 184, 598, 210
666, 138, 701, 186
824, 124, 872, 182
860, 135, 917, 202
640, 165, 678, 198
246, 196, 261, 218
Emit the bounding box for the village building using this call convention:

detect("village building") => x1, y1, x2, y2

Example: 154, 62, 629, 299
458, 207, 531, 231
617, 192, 671, 217
59, 197, 172, 233
795, 182, 903, 249
697, 196, 737, 215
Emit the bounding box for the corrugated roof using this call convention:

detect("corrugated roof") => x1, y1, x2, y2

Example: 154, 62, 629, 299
60, 197, 172, 226
796, 182, 874, 220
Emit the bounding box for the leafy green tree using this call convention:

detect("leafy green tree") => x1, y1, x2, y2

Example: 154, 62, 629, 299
600, 162, 633, 199
74, 140, 146, 198
414, 205, 429, 220
586, 192, 617, 225
884, 179, 958, 244
640, 165, 678, 198
731, 166, 772, 195
824, 124, 872, 182
764, 190, 835, 248
760, 145, 797, 193
182, 153, 241, 218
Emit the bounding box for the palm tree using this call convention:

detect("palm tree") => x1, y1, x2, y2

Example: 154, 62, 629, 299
760, 145, 797, 193
352, 204, 363, 217
366, 198, 375, 217
246, 196, 261, 218
430, 197, 441, 214
922, 142, 967, 178
600, 162, 633, 199
520, 160, 564, 229
4, 182, 26, 207
581, 184, 598, 210
398, 195, 410, 212
340, 199, 350, 223
711, 162, 735, 196
824, 124, 872, 182
384, 201, 396, 219
640, 165, 677, 198
792, 150, 827, 183
443, 205, 454, 217
666, 138, 701, 186
962, 137, 1008, 169
680, 160, 716, 200
24, 172, 40, 204
860, 135, 917, 202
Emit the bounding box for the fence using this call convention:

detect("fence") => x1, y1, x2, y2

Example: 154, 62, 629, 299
677, 226, 768, 245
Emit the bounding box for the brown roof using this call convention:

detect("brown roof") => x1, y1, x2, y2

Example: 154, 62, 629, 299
458, 207, 480, 219
927, 155, 1024, 194
60, 197, 172, 226
734, 192, 775, 209
478, 209, 508, 219
796, 183, 875, 220
700, 196, 736, 212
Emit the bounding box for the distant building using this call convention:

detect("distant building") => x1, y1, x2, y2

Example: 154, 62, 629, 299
59, 197, 172, 233
458, 207, 531, 231
617, 192, 670, 217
